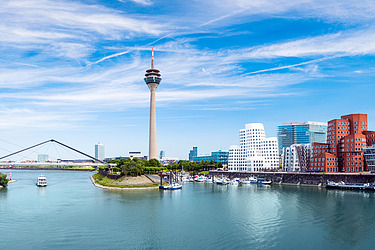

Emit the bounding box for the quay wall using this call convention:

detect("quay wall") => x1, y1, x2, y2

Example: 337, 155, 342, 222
209, 171, 375, 186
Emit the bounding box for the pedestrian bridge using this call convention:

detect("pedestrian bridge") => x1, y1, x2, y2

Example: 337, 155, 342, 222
0, 139, 113, 168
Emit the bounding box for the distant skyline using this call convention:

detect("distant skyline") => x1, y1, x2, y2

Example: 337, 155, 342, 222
0, 0, 375, 160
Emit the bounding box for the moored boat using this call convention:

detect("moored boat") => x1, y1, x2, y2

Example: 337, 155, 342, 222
159, 182, 182, 190
256, 178, 272, 185
36, 174, 47, 187
215, 177, 229, 185
240, 176, 258, 184
229, 179, 239, 185
326, 180, 375, 190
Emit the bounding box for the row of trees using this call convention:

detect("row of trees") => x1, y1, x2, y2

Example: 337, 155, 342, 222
165, 160, 222, 172
0, 172, 9, 187
99, 158, 223, 177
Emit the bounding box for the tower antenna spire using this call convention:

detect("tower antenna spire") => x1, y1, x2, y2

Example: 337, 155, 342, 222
144, 47, 161, 160
151, 47, 154, 69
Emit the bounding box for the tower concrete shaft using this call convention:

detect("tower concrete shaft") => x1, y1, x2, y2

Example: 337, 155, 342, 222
144, 48, 161, 160
148, 83, 158, 159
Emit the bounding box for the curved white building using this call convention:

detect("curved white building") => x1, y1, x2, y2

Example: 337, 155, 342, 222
228, 123, 279, 172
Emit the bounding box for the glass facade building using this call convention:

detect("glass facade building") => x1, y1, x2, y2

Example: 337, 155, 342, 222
189, 148, 229, 165
277, 121, 327, 155
188, 147, 198, 161
364, 146, 375, 172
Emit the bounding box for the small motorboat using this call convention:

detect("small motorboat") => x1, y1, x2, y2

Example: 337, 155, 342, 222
256, 178, 272, 185
36, 174, 47, 187
229, 179, 239, 185
159, 182, 182, 190
216, 178, 229, 185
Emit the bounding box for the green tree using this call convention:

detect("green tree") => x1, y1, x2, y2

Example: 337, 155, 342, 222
217, 161, 223, 169
0, 173, 9, 187
148, 158, 162, 168
120, 160, 145, 176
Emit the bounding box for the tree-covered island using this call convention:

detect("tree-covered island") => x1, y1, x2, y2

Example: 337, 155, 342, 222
91, 158, 221, 189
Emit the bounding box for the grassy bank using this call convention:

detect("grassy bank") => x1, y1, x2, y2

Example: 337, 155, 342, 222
92, 173, 159, 188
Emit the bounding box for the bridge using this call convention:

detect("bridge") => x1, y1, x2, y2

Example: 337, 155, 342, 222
0, 139, 113, 168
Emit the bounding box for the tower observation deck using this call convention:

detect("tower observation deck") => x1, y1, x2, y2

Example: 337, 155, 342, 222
144, 48, 161, 160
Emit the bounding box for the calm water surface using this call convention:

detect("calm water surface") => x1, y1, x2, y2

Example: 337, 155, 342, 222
1, 170, 375, 249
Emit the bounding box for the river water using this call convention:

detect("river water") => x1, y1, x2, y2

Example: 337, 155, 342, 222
1, 170, 375, 249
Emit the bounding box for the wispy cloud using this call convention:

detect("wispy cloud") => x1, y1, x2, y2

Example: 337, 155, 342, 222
118, 0, 153, 6
239, 29, 375, 59
0, 0, 374, 133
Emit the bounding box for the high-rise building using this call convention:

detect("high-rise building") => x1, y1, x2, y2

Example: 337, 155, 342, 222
310, 114, 375, 173
277, 121, 327, 154
189, 147, 198, 161
160, 150, 165, 161
144, 48, 161, 160
95, 143, 105, 161
38, 154, 49, 162
228, 123, 279, 172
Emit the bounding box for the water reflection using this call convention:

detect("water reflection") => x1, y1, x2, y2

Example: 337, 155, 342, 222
2, 170, 375, 249
0, 188, 7, 200
324, 190, 375, 247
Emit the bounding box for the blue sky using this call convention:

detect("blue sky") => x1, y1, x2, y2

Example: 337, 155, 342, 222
1, 0, 375, 160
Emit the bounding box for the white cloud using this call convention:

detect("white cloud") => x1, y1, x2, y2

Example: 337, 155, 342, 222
0, 0, 167, 65
241, 30, 375, 59
197, 0, 375, 26
118, 0, 153, 6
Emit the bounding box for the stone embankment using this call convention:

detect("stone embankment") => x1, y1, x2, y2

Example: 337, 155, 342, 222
210, 171, 375, 186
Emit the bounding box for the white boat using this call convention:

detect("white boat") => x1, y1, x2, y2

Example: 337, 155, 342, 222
182, 176, 193, 182
194, 175, 206, 182
205, 177, 213, 183
240, 176, 258, 184
168, 183, 182, 190
229, 179, 239, 185
216, 178, 229, 185
249, 176, 258, 184
159, 182, 182, 190
36, 175, 47, 187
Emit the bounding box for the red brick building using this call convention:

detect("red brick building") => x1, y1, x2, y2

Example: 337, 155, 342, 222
310, 114, 374, 173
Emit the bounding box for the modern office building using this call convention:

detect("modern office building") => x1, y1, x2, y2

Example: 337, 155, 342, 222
38, 154, 49, 163
189, 147, 198, 161
277, 121, 327, 155
95, 143, 105, 161
159, 150, 165, 161
363, 131, 375, 172
228, 123, 279, 172
144, 48, 162, 160
190, 150, 229, 165
282, 144, 311, 172
309, 113, 375, 173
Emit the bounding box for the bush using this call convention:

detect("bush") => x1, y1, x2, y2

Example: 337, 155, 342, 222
145, 167, 166, 172
112, 166, 121, 173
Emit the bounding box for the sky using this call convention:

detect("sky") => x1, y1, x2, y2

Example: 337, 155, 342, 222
1, 0, 375, 161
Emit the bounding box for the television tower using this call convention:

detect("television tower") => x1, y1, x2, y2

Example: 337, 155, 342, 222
144, 48, 161, 160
